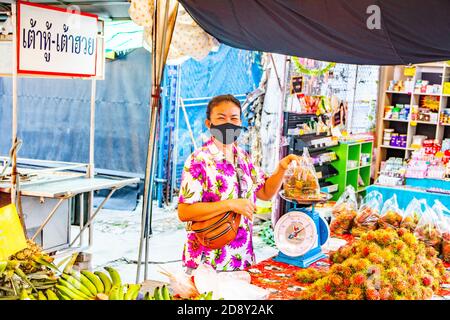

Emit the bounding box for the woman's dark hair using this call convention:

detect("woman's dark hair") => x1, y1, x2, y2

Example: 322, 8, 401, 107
206, 94, 241, 120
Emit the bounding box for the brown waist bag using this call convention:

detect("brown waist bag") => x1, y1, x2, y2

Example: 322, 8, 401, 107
191, 211, 241, 249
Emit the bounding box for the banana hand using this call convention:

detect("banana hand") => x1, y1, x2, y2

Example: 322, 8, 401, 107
94, 271, 112, 294
81, 270, 104, 294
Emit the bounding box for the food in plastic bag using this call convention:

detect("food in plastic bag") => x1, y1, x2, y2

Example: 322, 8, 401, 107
192, 263, 269, 300
414, 201, 442, 251
441, 218, 450, 263
330, 185, 358, 235
431, 200, 450, 262
158, 266, 199, 299
378, 194, 403, 229
400, 198, 422, 231
351, 191, 383, 237
283, 148, 320, 199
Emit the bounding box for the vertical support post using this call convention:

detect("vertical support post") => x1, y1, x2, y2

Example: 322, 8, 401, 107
79, 193, 84, 247
11, 1, 18, 206
88, 79, 96, 247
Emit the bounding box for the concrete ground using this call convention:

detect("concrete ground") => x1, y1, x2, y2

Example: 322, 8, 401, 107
73, 198, 278, 285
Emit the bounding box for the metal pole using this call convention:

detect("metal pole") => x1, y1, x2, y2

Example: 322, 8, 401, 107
79, 192, 84, 247
11, 1, 18, 206
144, 105, 159, 280
136, 100, 159, 283
88, 79, 96, 247
70, 188, 117, 247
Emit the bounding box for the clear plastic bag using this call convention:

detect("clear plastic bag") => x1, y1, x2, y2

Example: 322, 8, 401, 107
414, 200, 442, 251
400, 197, 422, 231
378, 194, 404, 229
330, 185, 358, 235
192, 263, 269, 300
158, 266, 199, 299
431, 200, 450, 262
352, 191, 383, 237
283, 148, 320, 199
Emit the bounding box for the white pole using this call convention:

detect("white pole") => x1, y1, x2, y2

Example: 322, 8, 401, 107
88, 79, 96, 247
11, 1, 18, 206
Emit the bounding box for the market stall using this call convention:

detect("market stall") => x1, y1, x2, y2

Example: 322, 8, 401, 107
0, 1, 139, 255
2, 0, 450, 302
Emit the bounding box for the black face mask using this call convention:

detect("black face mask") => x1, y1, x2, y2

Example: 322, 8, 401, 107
209, 122, 243, 145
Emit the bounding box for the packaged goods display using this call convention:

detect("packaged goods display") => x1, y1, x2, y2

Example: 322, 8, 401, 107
376, 158, 406, 186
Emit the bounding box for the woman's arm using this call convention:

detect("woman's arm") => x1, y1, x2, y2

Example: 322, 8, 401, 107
178, 199, 256, 222
256, 154, 299, 201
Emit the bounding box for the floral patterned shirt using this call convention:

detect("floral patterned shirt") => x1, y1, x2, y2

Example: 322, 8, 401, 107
178, 137, 268, 271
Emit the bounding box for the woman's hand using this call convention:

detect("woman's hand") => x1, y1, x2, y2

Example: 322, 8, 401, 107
279, 154, 300, 171
226, 199, 256, 220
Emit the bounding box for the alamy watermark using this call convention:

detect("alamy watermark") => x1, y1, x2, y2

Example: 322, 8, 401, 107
366, 5, 381, 30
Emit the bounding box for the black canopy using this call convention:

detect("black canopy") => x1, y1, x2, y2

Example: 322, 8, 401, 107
179, 0, 450, 65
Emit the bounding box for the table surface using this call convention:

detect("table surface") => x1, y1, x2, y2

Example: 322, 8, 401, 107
0, 175, 139, 197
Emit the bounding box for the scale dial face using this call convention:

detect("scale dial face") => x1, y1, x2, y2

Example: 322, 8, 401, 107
274, 211, 318, 257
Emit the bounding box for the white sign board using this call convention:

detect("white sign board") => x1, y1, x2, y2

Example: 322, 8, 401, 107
18, 2, 98, 77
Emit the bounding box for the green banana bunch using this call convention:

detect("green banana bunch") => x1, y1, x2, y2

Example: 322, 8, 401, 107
80, 270, 104, 294
150, 285, 172, 300
124, 284, 141, 300
57, 278, 92, 299
60, 273, 93, 297
104, 267, 122, 287
195, 292, 214, 300
19, 289, 33, 300
94, 271, 112, 294
55, 284, 91, 300
0, 261, 7, 275
108, 285, 123, 300
37, 291, 47, 300
45, 289, 59, 300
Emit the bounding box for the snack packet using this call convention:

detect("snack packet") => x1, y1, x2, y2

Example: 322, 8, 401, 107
330, 185, 358, 235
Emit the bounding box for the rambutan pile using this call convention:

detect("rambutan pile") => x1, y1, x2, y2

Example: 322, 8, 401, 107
295, 268, 327, 283
297, 228, 449, 300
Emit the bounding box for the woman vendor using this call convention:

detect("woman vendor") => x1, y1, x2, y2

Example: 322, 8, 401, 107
178, 94, 298, 271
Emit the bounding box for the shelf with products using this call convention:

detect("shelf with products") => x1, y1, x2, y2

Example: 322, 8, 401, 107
326, 140, 374, 200
375, 62, 450, 177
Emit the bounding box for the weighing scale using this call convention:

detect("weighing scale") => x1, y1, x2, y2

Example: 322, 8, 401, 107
273, 191, 331, 268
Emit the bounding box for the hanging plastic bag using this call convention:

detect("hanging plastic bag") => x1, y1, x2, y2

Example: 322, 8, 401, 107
378, 194, 403, 229
352, 191, 383, 237
431, 200, 450, 262
330, 185, 358, 235
0, 204, 27, 261
400, 198, 423, 231
283, 148, 320, 199
414, 200, 442, 251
